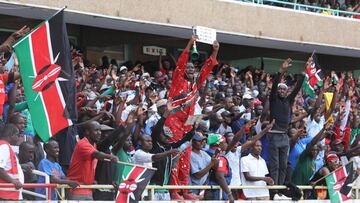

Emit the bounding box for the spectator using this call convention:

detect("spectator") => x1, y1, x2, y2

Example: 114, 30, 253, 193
190, 132, 216, 196
35, 139, 79, 200
66, 121, 118, 200
241, 140, 273, 200
93, 125, 118, 200
267, 58, 304, 193
205, 134, 234, 202
18, 141, 36, 200
149, 100, 193, 200
0, 124, 23, 200
225, 119, 274, 199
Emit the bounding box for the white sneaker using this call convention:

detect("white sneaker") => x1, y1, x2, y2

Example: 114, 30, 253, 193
273, 193, 292, 200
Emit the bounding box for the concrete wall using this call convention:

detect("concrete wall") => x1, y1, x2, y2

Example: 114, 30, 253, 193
13, 0, 360, 49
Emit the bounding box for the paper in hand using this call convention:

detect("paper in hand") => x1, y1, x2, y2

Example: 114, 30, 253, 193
185, 114, 204, 125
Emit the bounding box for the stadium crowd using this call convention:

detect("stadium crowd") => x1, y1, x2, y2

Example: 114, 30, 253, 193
240, 0, 360, 18
0, 27, 360, 202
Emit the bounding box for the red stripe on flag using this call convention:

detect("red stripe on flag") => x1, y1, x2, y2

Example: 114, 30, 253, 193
117, 167, 146, 203
31, 23, 69, 136
334, 166, 350, 202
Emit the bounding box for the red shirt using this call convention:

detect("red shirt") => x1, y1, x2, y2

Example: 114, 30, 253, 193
217, 156, 229, 176
67, 137, 97, 195
0, 74, 9, 115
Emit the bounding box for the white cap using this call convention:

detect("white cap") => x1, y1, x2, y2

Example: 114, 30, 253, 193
242, 93, 253, 100
119, 66, 128, 72
278, 83, 288, 89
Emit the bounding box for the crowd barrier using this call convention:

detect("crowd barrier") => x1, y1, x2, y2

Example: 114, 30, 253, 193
1, 183, 360, 201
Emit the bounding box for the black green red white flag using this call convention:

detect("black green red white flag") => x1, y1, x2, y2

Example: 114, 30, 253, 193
116, 163, 156, 203
302, 53, 324, 98
13, 9, 77, 142
326, 163, 357, 203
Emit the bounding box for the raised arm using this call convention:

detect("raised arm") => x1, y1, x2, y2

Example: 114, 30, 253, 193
226, 119, 256, 153
288, 73, 305, 102
324, 83, 340, 121
196, 40, 219, 86
241, 120, 275, 152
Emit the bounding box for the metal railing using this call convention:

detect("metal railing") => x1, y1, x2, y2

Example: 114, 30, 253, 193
234, 0, 360, 18
1, 183, 360, 200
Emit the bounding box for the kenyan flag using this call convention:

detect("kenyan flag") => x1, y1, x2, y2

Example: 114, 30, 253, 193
116, 163, 156, 203
302, 53, 324, 98
326, 163, 357, 203
13, 10, 77, 142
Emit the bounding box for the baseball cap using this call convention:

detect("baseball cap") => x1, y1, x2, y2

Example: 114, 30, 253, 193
207, 134, 225, 146
242, 93, 253, 100
193, 132, 206, 141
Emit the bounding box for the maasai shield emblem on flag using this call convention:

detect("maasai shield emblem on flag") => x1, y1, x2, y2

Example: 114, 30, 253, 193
326, 163, 357, 203
13, 10, 77, 142
302, 53, 324, 98
116, 164, 156, 203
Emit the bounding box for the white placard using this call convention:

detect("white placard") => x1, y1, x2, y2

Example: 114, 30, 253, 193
143, 46, 166, 56
193, 26, 217, 45
185, 114, 204, 126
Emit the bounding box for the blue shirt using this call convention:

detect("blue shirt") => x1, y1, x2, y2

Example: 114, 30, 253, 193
288, 135, 313, 169
35, 159, 65, 200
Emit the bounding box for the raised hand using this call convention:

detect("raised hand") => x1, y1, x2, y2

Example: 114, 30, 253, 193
12, 25, 30, 40
281, 58, 292, 71
245, 119, 257, 129
212, 40, 220, 51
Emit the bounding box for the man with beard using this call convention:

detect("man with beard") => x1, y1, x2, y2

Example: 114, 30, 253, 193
267, 58, 305, 198
163, 35, 220, 200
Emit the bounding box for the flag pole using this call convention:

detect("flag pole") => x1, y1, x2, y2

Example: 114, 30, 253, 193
103, 159, 157, 171
45, 6, 67, 21
311, 160, 353, 187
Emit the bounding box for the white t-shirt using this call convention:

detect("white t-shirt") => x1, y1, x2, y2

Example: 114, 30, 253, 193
225, 146, 242, 186
0, 144, 24, 199
133, 149, 153, 197
241, 154, 269, 198
134, 149, 153, 168
306, 115, 325, 139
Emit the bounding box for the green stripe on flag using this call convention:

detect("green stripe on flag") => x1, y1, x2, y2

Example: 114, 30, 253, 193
326, 173, 342, 203
122, 165, 134, 181
302, 75, 315, 98
14, 37, 51, 142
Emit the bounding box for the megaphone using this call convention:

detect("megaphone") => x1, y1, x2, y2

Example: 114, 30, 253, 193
191, 41, 199, 61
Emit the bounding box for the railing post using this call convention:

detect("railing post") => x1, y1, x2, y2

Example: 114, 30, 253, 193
219, 188, 223, 200
61, 187, 65, 200
150, 188, 154, 200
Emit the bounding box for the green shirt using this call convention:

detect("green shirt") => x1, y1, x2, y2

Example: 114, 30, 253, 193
113, 148, 133, 184
292, 150, 316, 185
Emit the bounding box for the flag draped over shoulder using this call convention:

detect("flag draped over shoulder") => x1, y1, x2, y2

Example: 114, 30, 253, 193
116, 164, 156, 203
326, 163, 357, 203
13, 10, 77, 142
302, 54, 324, 98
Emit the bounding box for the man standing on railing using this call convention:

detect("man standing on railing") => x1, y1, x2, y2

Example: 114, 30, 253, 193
0, 124, 24, 200
267, 58, 304, 197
